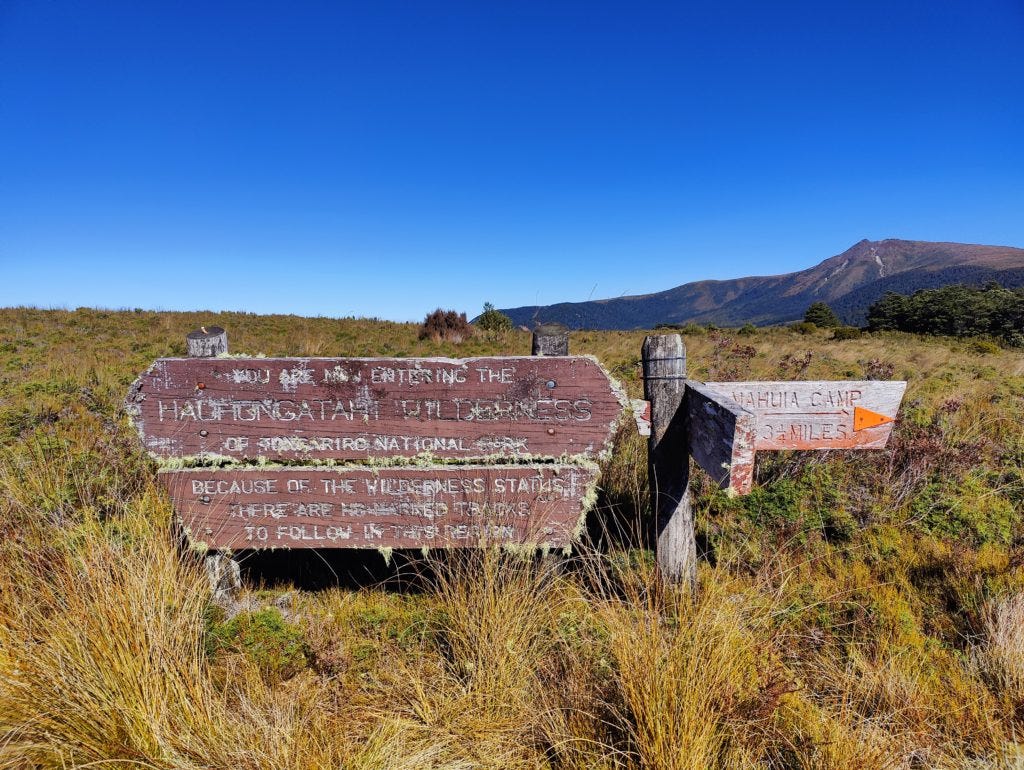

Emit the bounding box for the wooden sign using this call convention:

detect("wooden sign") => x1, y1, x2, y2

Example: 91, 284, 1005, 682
161, 465, 597, 550
685, 382, 757, 495
127, 356, 623, 463
702, 380, 906, 451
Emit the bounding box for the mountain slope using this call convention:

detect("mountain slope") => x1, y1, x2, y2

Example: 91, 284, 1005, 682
497, 239, 1024, 330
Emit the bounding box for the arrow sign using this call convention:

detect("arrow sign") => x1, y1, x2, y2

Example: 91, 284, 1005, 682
701, 380, 906, 451
854, 406, 894, 431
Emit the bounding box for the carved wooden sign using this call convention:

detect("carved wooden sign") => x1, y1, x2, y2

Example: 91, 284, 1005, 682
162, 465, 597, 550
702, 380, 906, 450
688, 380, 906, 495
128, 356, 623, 462
129, 353, 623, 553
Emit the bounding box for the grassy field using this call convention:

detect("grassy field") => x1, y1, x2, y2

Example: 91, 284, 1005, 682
1, 307, 1023, 769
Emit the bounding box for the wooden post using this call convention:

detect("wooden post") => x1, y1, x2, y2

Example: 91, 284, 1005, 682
535, 323, 570, 566
186, 326, 228, 358
532, 323, 569, 356
642, 334, 696, 590
187, 326, 241, 606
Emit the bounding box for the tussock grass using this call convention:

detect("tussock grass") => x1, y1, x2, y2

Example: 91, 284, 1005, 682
1, 307, 1024, 767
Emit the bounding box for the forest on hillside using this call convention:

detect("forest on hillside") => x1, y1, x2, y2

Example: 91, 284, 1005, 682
867, 283, 1024, 344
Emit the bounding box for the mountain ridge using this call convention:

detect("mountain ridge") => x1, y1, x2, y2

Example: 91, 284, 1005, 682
497, 239, 1024, 329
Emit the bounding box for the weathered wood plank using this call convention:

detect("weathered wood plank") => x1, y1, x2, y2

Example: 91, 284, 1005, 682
127, 356, 624, 462
642, 334, 695, 589
702, 380, 906, 450
685, 381, 757, 495
161, 465, 598, 551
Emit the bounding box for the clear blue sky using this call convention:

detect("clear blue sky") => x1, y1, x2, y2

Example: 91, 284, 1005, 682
2, 1, 1022, 321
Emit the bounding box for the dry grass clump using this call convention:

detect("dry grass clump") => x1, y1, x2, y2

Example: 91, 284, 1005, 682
976, 593, 1024, 714
594, 567, 785, 769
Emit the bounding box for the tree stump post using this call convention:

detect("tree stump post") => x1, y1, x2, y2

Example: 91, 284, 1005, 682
532, 323, 569, 356
186, 326, 228, 358
642, 334, 696, 590
187, 326, 241, 606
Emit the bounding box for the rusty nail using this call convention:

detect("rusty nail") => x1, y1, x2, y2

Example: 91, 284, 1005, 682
197, 382, 206, 390
547, 428, 555, 435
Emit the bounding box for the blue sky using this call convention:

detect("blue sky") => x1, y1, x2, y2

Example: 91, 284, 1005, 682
2, 1, 1022, 321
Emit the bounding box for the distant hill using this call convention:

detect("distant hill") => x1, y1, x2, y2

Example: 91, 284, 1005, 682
496, 239, 1024, 329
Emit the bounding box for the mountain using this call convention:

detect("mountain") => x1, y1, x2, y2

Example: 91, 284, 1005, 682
496, 239, 1024, 330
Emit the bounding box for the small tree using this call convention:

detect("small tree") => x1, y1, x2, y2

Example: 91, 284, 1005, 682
419, 309, 472, 343
475, 302, 513, 333
804, 301, 841, 327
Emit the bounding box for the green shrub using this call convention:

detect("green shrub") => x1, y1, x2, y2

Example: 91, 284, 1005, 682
832, 326, 862, 341
737, 323, 757, 336
970, 338, 1001, 355
205, 607, 308, 682
475, 302, 514, 333
804, 301, 840, 327
790, 321, 817, 335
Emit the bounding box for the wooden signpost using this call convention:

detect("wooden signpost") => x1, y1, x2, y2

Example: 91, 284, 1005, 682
642, 333, 907, 585
127, 326, 624, 585
687, 379, 906, 495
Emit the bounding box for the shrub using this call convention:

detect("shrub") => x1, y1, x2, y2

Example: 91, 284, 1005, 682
790, 321, 817, 335
804, 301, 841, 327
418, 308, 472, 343
832, 326, 862, 341
737, 323, 757, 336
970, 338, 1001, 355
475, 302, 514, 333
205, 607, 308, 683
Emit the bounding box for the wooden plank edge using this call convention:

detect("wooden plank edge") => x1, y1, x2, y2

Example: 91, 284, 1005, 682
685, 381, 757, 496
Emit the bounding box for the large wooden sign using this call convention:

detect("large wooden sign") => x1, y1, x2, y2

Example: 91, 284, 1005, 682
129, 348, 623, 554
703, 380, 906, 450
128, 356, 623, 462
162, 465, 597, 550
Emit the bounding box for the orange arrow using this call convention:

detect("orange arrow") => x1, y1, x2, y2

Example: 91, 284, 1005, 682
854, 406, 894, 431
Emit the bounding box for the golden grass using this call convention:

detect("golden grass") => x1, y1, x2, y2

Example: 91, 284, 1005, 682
0, 307, 1023, 767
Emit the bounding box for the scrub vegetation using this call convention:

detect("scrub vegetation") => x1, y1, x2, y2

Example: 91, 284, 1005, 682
1, 306, 1023, 769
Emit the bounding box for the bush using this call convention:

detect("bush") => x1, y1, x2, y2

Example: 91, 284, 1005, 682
419, 308, 472, 343
205, 607, 308, 683
832, 326, 862, 341
804, 301, 841, 327
970, 338, 1001, 355
790, 321, 817, 335
737, 323, 757, 336
475, 302, 514, 333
